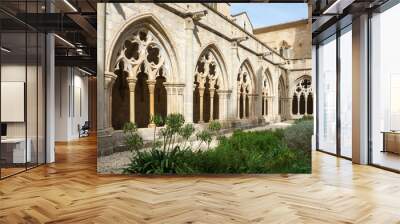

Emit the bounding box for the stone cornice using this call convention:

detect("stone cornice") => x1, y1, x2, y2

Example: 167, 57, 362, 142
156, 3, 288, 70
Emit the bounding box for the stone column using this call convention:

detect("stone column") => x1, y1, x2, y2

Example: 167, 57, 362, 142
282, 98, 286, 120
217, 90, 229, 121
147, 80, 156, 128
105, 72, 118, 127
164, 83, 174, 114
184, 18, 195, 123
288, 96, 293, 119
209, 88, 215, 121
267, 96, 273, 120
272, 95, 279, 121
249, 95, 253, 118
177, 84, 185, 115
231, 43, 239, 119
198, 87, 205, 123
167, 86, 173, 114
126, 77, 136, 124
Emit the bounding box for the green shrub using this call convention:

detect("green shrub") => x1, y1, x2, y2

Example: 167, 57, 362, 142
122, 114, 311, 175
283, 120, 313, 153
123, 146, 198, 174
123, 122, 143, 152
294, 115, 313, 124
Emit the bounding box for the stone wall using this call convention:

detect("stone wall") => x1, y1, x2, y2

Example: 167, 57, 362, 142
254, 19, 312, 59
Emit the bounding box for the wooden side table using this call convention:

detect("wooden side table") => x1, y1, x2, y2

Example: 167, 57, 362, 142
381, 131, 400, 154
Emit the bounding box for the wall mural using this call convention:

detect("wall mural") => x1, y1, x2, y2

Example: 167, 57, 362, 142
97, 3, 312, 175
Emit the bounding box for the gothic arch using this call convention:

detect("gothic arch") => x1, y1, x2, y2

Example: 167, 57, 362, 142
195, 43, 228, 90
292, 76, 313, 116
278, 71, 289, 119
106, 14, 179, 81
261, 67, 273, 116
237, 59, 256, 119
108, 14, 179, 128
193, 44, 228, 123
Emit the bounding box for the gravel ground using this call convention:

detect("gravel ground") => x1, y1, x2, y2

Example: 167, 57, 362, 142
97, 122, 293, 174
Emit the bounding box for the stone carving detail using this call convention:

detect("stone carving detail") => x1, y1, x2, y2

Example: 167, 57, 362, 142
237, 68, 252, 94
237, 64, 253, 119
113, 28, 170, 81
194, 50, 222, 123
195, 51, 220, 89
293, 77, 313, 115
294, 78, 312, 96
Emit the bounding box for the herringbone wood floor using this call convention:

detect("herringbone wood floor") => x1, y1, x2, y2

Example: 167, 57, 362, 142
1, 136, 400, 224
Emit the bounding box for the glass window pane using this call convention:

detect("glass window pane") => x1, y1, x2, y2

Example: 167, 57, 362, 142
340, 27, 352, 158
318, 35, 337, 154
27, 31, 38, 169
1, 30, 28, 177
371, 4, 400, 171
38, 32, 45, 165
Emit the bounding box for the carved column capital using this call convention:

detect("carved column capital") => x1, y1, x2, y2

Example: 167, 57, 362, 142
146, 80, 156, 93
126, 77, 137, 91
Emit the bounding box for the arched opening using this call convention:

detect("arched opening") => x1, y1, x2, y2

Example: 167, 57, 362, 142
135, 70, 150, 128
111, 64, 130, 130
245, 91, 249, 117
193, 85, 200, 123
213, 89, 219, 120
237, 60, 254, 120
203, 79, 211, 122
278, 76, 286, 116
110, 24, 174, 129
307, 92, 313, 114
155, 76, 167, 121
292, 94, 298, 115
299, 93, 306, 115
261, 71, 272, 117
293, 77, 313, 116
193, 49, 223, 123
262, 96, 265, 115
239, 87, 244, 119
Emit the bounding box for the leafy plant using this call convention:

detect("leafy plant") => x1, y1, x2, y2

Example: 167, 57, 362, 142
179, 123, 195, 150
123, 124, 311, 174
150, 114, 164, 146
159, 113, 186, 151
283, 120, 313, 153
122, 113, 312, 175
123, 122, 143, 152
196, 130, 213, 150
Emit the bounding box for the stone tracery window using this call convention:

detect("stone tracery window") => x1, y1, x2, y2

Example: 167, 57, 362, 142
112, 28, 171, 128
292, 77, 313, 116
237, 63, 253, 119
261, 72, 271, 116
194, 50, 221, 123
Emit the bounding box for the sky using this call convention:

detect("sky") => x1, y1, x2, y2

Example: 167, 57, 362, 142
230, 3, 308, 28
